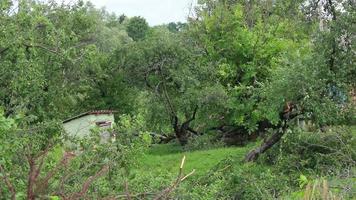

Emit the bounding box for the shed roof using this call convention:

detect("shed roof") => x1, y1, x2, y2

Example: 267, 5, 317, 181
63, 110, 117, 123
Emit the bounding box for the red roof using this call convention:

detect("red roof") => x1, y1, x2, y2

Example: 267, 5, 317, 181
63, 110, 117, 123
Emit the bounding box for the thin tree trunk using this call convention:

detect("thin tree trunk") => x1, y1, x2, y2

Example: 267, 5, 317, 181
244, 101, 301, 162
27, 157, 36, 200
244, 127, 285, 162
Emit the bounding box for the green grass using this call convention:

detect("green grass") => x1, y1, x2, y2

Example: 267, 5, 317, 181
351, 125, 356, 135
129, 126, 356, 198
135, 143, 254, 176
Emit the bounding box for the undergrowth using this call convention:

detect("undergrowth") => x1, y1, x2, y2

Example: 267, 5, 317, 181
128, 126, 355, 199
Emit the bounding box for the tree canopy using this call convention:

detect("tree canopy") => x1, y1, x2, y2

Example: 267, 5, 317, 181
0, 0, 355, 199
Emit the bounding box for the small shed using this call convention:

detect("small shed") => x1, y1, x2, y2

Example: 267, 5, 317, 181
63, 110, 116, 138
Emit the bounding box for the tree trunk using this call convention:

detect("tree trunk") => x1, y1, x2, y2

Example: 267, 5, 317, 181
27, 157, 36, 200
175, 129, 189, 146
244, 100, 301, 162
172, 106, 198, 146
244, 129, 284, 162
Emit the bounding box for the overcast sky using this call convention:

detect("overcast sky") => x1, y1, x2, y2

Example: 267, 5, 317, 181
85, 0, 197, 26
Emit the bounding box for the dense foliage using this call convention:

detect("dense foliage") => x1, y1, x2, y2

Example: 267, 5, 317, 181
0, 0, 354, 199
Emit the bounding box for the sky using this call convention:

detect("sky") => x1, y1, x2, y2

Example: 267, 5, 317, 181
85, 0, 197, 26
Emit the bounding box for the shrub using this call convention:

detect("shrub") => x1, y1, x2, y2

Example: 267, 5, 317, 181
260, 126, 355, 175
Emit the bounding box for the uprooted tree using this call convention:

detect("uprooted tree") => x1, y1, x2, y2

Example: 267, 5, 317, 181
245, 102, 301, 162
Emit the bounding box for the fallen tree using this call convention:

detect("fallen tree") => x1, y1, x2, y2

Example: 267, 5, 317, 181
245, 102, 300, 162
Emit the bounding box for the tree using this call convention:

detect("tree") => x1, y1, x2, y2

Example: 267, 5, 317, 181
0, 1, 144, 198
119, 14, 126, 24
108, 26, 226, 145
244, 0, 355, 161
0, 108, 152, 199
187, 0, 310, 135
185, 0, 354, 160
126, 16, 149, 41
0, 0, 105, 120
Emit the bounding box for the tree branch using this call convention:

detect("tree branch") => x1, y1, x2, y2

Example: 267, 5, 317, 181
182, 106, 198, 126
124, 180, 132, 200
153, 156, 195, 200
70, 165, 109, 200
245, 102, 302, 162
24, 43, 60, 55
0, 47, 10, 56
36, 151, 75, 193
187, 127, 201, 135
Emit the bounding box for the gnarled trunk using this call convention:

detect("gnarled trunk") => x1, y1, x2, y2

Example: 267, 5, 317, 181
172, 106, 199, 146
175, 128, 189, 146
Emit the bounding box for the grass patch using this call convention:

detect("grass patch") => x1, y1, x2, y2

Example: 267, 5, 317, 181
351, 125, 356, 135
129, 126, 355, 199
135, 143, 254, 177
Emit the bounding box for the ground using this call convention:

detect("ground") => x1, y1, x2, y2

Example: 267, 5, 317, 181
135, 143, 254, 176
129, 126, 356, 199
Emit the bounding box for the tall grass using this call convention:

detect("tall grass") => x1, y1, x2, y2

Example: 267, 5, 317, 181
303, 179, 343, 200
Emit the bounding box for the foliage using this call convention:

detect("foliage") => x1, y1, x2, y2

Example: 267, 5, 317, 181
108, 25, 226, 143
188, 0, 312, 131
167, 22, 187, 33
125, 16, 149, 41
0, 111, 150, 199
260, 126, 356, 175
52, 117, 149, 198
0, 0, 104, 120
0, 0, 355, 199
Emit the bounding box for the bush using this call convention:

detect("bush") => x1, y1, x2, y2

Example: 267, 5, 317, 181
260, 126, 355, 175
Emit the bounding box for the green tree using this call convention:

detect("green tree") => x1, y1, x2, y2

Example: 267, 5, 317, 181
188, 0, 310, 133
0, 109, 149, 199
244, 0, 355, 161
0, 1, 143, 198
167, 22, 187, 33
126, 16, 149, 41
185, 0, 354, 160
108, 26, 226, 145
0, 0, 104, 121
